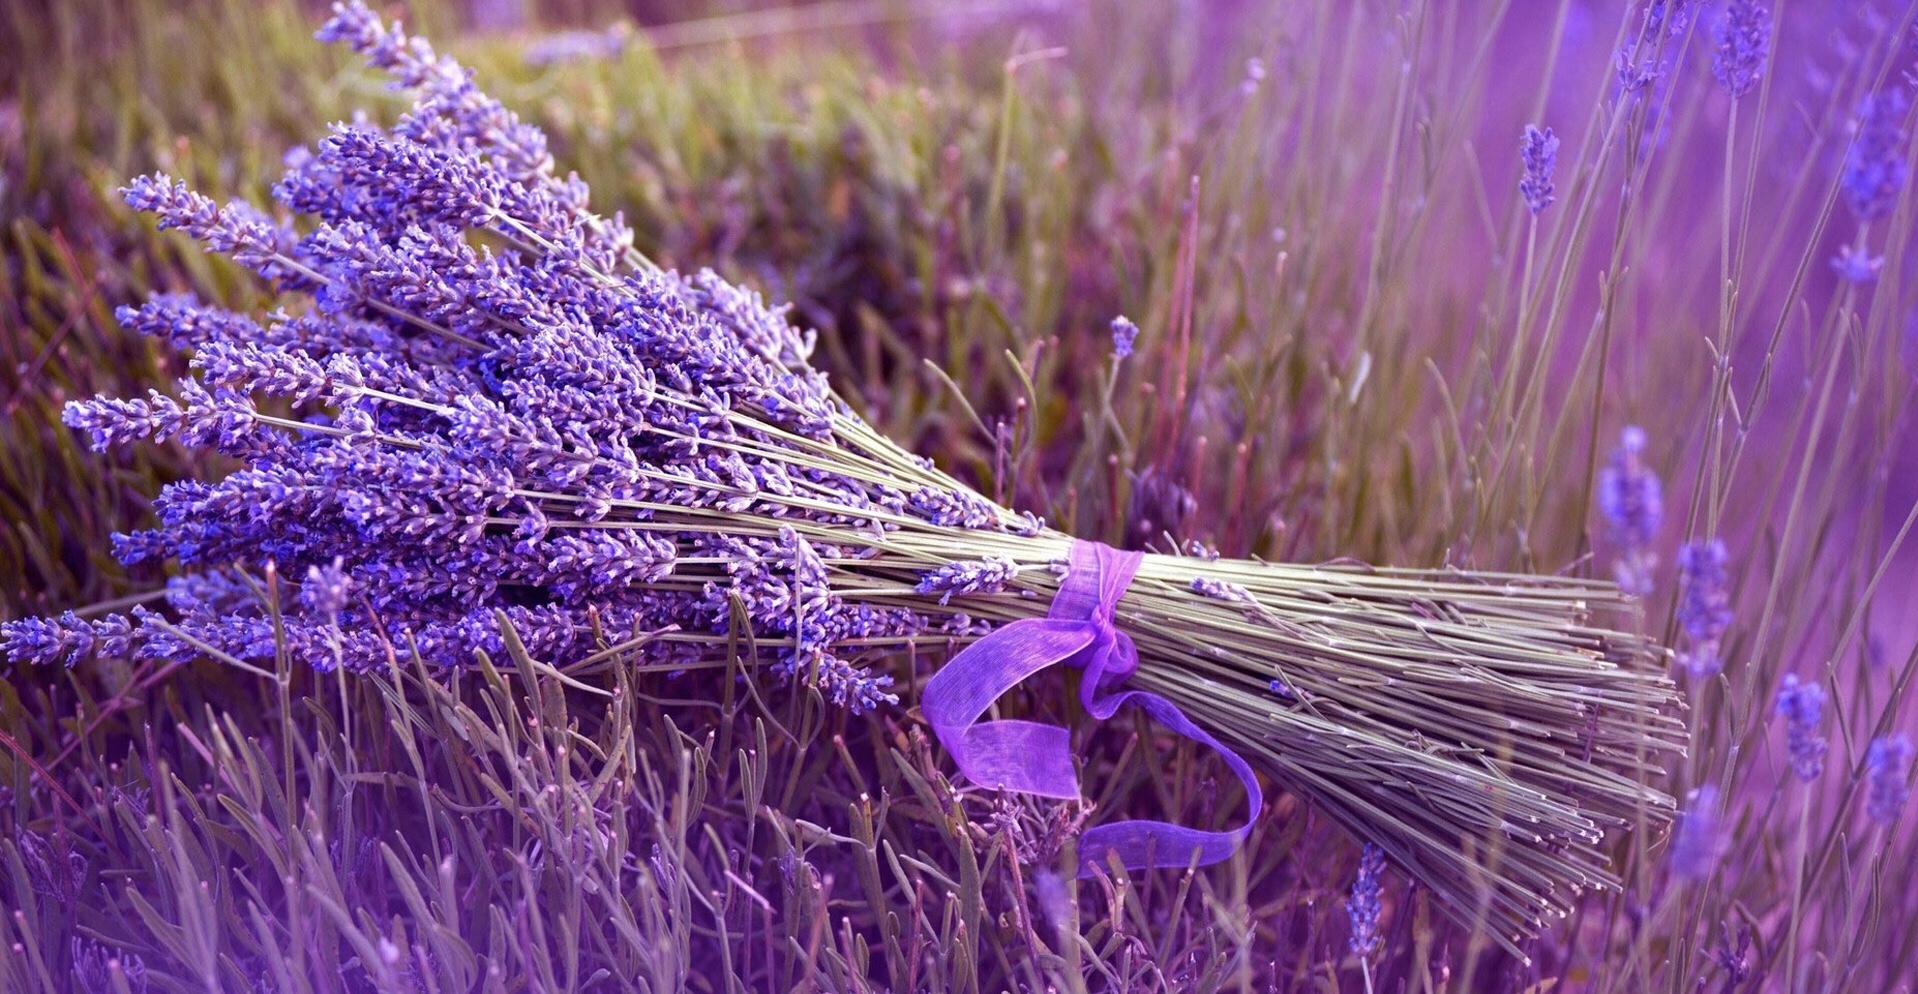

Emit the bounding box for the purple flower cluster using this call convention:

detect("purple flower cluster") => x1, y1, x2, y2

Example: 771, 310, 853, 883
1597, 426, 1662, 596
1866, 734, 1913, 825
1710, 0, 1769, 99
1109, 315, 1139, 360
1676, 539, 1732, 677
1831, 244, 1884, 284
1519, 125, 1559, 216
1616, 0, 1698, 92
1345, 843, 1385, 959
1773, 674, 1828, 782
1842, 90, 1911, 223
916, 555, 1021, 605
0, 1, 1025, 713
1189, 575, 1254, 605
1670, 784, 1721, 880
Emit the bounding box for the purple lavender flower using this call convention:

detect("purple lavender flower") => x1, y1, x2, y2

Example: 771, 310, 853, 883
916, 554, 1021, 605
0, 2, 997, 698
0, 612, 136, 668
1831, 244, 1884, 284
1345, 843, 1385, 959
1643, 0, 1697, 37
1866, 734, 1913, 825
1671, 784, 1721, 880
301, 559, 353, 619
1190, 575, 1254, 605
1616, 0, 1698, 92
1774, 674, 1828, 782
1711, 0, 1770, 99
1597, 426, 1662, 596
1110, 315, 1139, 360
1841, 90, 1911, 223
121, 174, 293, 259
1519, 125, 1559, 216
1676, 539, 1732, 677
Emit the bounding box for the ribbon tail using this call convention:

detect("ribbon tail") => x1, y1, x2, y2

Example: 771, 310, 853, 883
1074, 688, 1264, 877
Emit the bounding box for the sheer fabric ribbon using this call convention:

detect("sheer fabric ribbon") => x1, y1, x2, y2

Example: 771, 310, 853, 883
922, 539, 1263, 876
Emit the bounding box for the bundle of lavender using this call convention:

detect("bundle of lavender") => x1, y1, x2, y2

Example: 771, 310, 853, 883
2, 1, 1684, 945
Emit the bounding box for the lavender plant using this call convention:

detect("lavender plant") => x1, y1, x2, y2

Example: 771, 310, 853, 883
0, 0, 1689, 950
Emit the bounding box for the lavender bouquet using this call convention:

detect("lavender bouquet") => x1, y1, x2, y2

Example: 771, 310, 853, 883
2, 1, 1684, 947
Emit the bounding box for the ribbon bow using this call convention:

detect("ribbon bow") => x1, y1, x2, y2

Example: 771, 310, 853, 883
922, 539, 1263, 876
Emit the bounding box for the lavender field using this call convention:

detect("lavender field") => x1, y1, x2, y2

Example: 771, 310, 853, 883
1, 0, 1914, 991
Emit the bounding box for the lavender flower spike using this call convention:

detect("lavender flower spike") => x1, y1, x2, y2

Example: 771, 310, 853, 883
1774, 674, 1828, 782
1345, 843, 1385, 959
1519, 125, 1559, 216
1598, 426, 1662, 596
1109, 315, 1139, 360
1842, 90, 1911, 223
1711, 0, 1770, 99
915, 554, 1021, 605
1671, 784, 1721, 880
1866, 734, 1913, 825
1676, 539, 1732, 677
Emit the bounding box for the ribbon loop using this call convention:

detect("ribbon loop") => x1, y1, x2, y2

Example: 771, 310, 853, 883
921, 539, 1264, 877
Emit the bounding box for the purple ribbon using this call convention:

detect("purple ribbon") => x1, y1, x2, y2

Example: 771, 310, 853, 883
922, 539, 1263, 877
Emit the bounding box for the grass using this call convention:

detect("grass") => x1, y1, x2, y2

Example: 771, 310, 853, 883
2, 0, 1916, 990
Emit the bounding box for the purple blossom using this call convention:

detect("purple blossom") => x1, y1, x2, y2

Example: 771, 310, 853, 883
2, 0, 1053, 716
1842, 90, 1911, 223
1615, 0, 1698, 92
1643, 0, 1698, 38
1866, 734, 1913, 825
1711, 0, 1769, 99
0, 612, 133, 668
1597, 426, 1662, 596
1109, 315, 1139, 359
1519, 125, 1559, 216
916, 555, 1021, 605
301, 559, 353, 619
1671, 784, 1721, 880
121, 175, 290, 257
1774, 674, 1828, 782
1831, 244, 1885, 284
1345, 843, 1385, 959
1676, 539, 1732, 677
1190, 576, 1273, 629
1189, 576, 1251, 603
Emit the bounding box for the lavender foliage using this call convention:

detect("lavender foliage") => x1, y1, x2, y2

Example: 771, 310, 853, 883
1676, 539, 1731, 677
0, 0, 1031, 714
1866, 734, 1912, 825
1598, 426, 1662, 596
1773, 674, 1828, 782
1519, 125, 1559, 216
